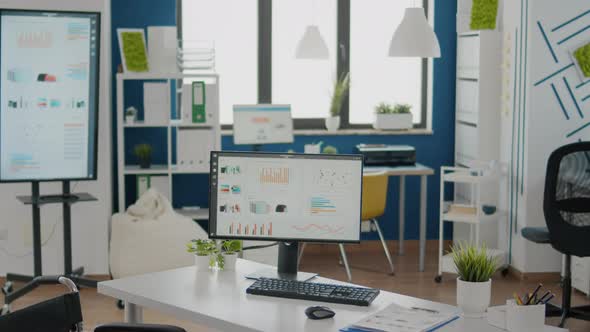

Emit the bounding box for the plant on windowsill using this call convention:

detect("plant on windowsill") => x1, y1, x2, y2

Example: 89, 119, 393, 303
451, 241, 499, 318
373, 102, 413, 130
186, 239, 218, 270
322, 145, 338, 154
133, 143, 153, 169
218, 240, 242, 271
326, 72, 350, 132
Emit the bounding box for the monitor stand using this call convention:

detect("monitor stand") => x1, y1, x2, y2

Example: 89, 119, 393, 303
245, 242, 318, 282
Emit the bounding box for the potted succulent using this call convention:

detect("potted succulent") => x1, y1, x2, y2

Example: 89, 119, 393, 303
322, 145, 338, 154
186, 239, 218, 270
125, 106, 137, 124
218, 240, 242, 271
451, 242, 499, 318
133, 143, 153, 169
373, 102, 413, 130
325, 72, 350, 132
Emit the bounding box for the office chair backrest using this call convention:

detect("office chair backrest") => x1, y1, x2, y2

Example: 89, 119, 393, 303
361, 171, 389, 221
544, 141, 590, 257
0, 277, 83, 332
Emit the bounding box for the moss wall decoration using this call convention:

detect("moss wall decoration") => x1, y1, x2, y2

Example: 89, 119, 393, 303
470, 0, 499, 30
574, 43, 590, 77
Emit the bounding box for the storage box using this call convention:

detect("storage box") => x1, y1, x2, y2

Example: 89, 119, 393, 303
143, 82, 169, 125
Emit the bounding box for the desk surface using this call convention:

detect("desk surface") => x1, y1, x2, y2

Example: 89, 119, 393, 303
364, 163, 435, 176
97, 259, 563, 332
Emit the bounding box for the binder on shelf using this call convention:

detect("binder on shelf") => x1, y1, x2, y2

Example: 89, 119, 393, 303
143, 82, 169, 125
192, 81, 206, 123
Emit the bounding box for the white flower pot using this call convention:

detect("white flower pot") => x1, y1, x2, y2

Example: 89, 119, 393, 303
222, 253, 237, 271
456, 278, 491, 318
194, 254, 212, 271
304, 144, 322, 154
373, 113, 413, 130
325, 116, 340, 132
125, 115, 135, 124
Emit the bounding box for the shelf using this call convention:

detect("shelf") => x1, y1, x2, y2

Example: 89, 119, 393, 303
124, 120, 215, 129
170, 165, 209, 174
169, 120, 214, 128
175, 208, 209, 220
124, 165, 169, 175
442, 171, 498, 184
442, 203, 506, 224
117, 71, 218, 80
124, 121, 167, 128
441, 249, 507, 274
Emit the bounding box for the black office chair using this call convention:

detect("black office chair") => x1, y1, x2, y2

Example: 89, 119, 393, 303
0, 276, 186, 332
521, 141, 590, 327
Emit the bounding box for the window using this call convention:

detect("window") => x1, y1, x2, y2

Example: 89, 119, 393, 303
350, 0, 425, 125
272, 0, 337, 120
181, 0, 258, 124
180, 0, 429, 129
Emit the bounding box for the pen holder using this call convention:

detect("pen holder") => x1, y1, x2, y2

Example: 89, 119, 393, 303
505, 300, 545, 332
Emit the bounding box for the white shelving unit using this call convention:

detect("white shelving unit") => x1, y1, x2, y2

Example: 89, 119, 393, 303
116, 72, 220, 214
573, 256, 590, 298
454, 30, 503, 247
435, 166, 508, 282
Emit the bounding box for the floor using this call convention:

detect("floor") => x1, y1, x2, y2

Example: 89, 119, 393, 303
2, 240, 590, 332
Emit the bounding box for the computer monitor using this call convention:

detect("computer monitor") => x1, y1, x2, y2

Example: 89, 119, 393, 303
232, 104, 294, 145
0, 9, 100, 182
209, 151, 363, 280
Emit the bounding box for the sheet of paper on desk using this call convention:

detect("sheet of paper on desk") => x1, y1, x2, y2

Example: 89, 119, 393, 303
341, 302, 460, 332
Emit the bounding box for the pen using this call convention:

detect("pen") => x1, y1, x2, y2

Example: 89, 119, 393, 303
513, 292, 523, 305
411, 306, 439, 314
525, 284, 542, 305
536, 291, 551, 304
541, 293, 555, 304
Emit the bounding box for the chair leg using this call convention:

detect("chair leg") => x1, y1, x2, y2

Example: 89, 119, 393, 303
338, 244, 352, 282
559, 255, 572, 328
371, 219, 395, 275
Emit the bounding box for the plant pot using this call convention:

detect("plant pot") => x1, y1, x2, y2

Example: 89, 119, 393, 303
125, 115, 135, 124
373, 113, 413, 130
325, 116, 340, 132
194, 254, 213, 271
138, 156, 151, 169
221, 253, 238, 271
304, 144, 322, 154
456, 278, 491, 318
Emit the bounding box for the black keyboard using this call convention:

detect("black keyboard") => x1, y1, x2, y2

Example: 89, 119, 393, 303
246, 278, 380, 306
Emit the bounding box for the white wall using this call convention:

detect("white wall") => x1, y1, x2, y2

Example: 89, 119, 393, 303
501, 0, 590, 272
0, 0, 111, 275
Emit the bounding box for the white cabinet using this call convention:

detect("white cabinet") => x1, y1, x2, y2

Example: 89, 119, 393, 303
572, 256, 590, 297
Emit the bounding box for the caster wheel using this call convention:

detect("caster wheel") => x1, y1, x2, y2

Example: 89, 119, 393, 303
116, 299, 125, 310
1, 282, 13, 295
1, 304, 11, 316
434, 275, 442, 283
501, 268, 509, 277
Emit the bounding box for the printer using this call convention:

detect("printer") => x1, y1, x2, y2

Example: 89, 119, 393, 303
354, 144, 416, 166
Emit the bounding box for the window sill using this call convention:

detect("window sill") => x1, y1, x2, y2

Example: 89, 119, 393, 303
221, 128, 433, 136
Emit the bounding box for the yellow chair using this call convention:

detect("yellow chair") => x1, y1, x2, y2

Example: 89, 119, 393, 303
298, 171, 394, 281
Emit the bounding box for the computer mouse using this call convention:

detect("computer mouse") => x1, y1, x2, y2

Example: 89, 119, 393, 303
305, 306, 335, 320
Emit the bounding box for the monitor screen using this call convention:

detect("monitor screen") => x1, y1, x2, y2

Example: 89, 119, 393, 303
233, 104, 294, 145
209, 151, 363, 243
0, 9, 100, 182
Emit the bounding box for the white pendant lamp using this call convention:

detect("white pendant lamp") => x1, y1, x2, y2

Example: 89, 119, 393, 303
296, 25, 329, 59
388, 7, 440, 58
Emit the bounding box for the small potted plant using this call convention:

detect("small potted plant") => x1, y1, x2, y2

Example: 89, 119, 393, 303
373, 102, 413, 130
451, 242, 499, 318
186, 239, 218, 270
133, 143, 153, 169
325, 72, 350, 132
322, 145, 338, 154
218, 240, 242, 271
125, 106, 137, 124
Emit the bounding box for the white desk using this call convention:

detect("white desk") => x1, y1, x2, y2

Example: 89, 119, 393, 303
98, 259, 566, 332
364, 164, 435, 272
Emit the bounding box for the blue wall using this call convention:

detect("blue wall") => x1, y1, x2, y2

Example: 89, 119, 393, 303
111, 0, 457, 241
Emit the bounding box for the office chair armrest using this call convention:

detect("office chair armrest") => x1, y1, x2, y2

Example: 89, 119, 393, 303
94, 323, 187, 332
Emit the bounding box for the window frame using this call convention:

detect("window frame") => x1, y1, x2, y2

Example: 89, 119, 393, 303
180, 0, 430, 130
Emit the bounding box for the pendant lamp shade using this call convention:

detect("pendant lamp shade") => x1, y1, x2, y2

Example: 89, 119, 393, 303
388, 8, 440, 58
295, 25, 329, 59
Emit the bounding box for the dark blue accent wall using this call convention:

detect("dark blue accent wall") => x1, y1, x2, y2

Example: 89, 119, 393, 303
111, 0, 457, 241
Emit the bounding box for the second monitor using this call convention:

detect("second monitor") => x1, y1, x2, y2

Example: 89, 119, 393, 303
209, 151, 363, 280
232, 104, 294, 145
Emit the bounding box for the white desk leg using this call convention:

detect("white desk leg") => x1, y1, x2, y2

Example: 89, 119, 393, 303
419, 175, 427, 272
398, 175, 406, 256
124, 301, 143, 323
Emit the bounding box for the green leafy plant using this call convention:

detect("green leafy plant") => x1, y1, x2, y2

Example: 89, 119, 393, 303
374, 103, 412, 114
575, 43, 590, 77
186, 239, 218, 268
450, 242, 498, 282
470, 0, 499, 30
392, 103, 412, 114
133, 143, 153, 168
221, 240, 242, 255
322, 145, 338, 154
125, 108, 136, 116
329, 72, 350, 117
